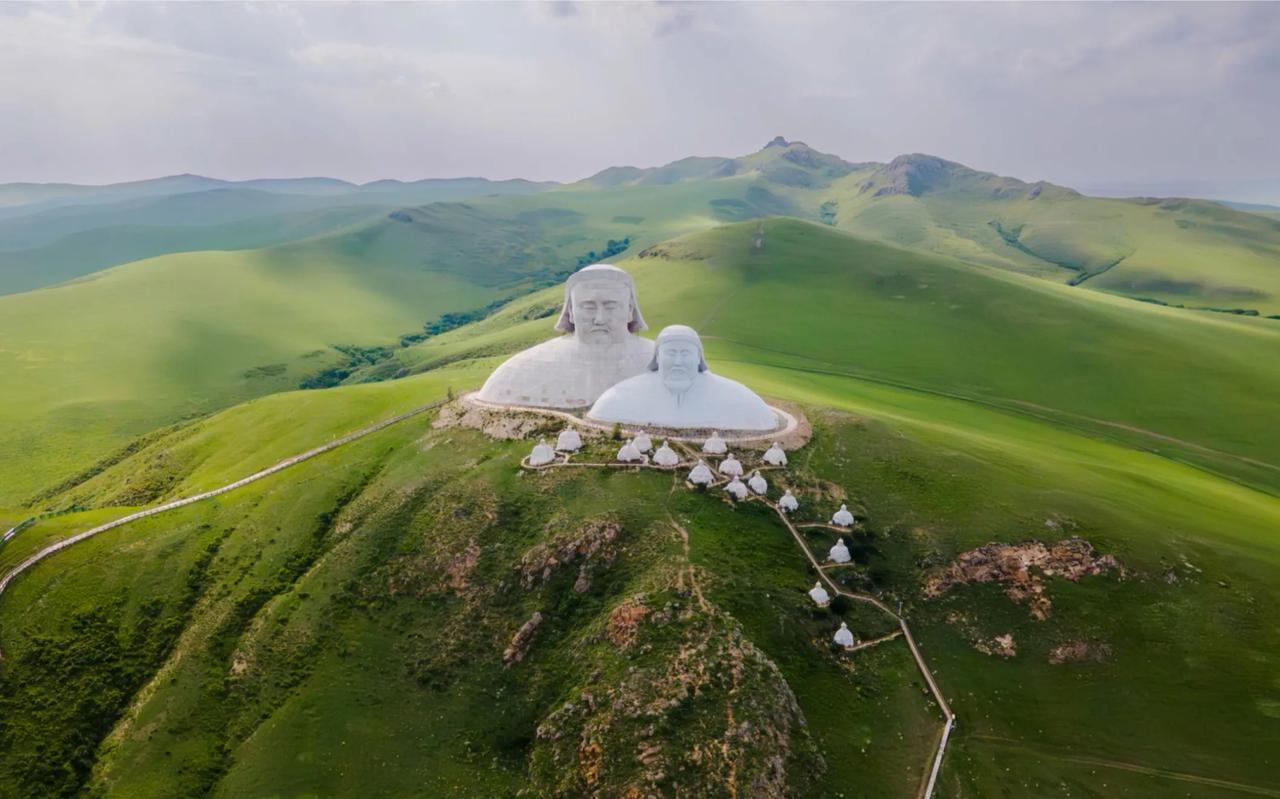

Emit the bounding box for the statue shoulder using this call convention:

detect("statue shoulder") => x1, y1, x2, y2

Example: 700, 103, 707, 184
494, 335, 576, 367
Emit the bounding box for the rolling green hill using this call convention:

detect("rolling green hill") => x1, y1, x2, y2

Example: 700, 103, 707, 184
356, 219, 1280, 494
2, 200, 1279, 798
0, 178, 560, 295
2, 333, 1277, 797
566, 138, 1280, 314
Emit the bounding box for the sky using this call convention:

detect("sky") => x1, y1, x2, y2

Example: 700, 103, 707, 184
2, 1, 1278, 200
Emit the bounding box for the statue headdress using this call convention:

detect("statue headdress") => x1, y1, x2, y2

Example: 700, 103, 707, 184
648, 324, 708, 372
554, 263, 648, 334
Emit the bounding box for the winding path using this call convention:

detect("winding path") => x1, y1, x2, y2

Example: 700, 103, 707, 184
0, 399, 446, 599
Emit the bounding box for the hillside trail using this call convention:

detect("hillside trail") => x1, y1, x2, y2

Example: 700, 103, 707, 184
0, 398, 447, 602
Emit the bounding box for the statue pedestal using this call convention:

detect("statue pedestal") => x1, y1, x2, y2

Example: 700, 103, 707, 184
460, 391, 809, 449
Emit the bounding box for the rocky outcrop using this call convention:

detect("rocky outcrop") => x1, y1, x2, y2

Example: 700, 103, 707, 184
504, 611, 544, 665
529, 600, 824, 798
519, 521, 622, 594
606, 597, 650, 649
1048, 640, 1112, 665
432, 400, 554, 441
924, 537, 1120, 620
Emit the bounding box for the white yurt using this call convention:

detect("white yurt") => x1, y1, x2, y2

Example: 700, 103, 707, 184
529, 439, 556, 467
556, 428, 583, 452
831, 504, 855, 527
688, 460, 714, 485
702, 432, 728, 455
763, 442, 787, 467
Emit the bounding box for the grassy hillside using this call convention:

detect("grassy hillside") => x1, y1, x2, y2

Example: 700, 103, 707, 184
0, 175, 802, 504
573, 139, 1280, 314
2, 352, 1277, 797
365, 219, 1280, 495
0, 179, 559, 295
820, 155, 1280, 314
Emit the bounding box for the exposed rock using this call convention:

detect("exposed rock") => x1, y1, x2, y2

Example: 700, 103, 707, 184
519, 521, 622, 593
504, 611, 544, 665
923, 537, 1120, 620
432, 399, 554, 440
1048, 640, 1112, 665
442, 539, 480, 593
530, 601, 824, 798
974, 633, 1017, 659
606, 597, 650, 649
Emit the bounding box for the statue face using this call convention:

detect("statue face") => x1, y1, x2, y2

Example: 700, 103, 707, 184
570, 280, 631, 347
657, 338, 700, 395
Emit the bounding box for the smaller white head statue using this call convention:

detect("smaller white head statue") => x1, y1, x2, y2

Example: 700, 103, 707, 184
555, 264, 648, 349
648, 324, 709, 400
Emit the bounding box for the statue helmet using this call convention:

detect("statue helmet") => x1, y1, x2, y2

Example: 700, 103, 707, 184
648, 324, 709, 372
555, 263, 648, 334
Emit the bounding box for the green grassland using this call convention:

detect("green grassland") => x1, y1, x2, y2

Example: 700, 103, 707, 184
4, 140, 1279, 503
2, 160, 1279, 797
2, 347, 1277, 796
366, 219, 1280, 495
0, 177, 559, 296
0, 173, 783, 504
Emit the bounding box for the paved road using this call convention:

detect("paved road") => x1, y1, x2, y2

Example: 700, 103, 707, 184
0, 399, 445, 599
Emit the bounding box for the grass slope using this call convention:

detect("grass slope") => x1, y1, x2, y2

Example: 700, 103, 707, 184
1, 352, 1277, 796
375, 219, 1280, 494
0, 175, 791, 504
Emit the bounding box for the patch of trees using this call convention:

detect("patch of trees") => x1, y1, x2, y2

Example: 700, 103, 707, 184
820, 201, 838, 226
298, 344, 396, 389
575, 237, 631, 267
1133, 296, 1274, 318
299, 233, 635, 390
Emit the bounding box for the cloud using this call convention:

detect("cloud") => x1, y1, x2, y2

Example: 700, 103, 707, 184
0, 1, 1275, 188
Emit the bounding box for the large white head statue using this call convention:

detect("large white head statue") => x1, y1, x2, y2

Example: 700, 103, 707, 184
554, 263, 647, 349
648, 324, 709, 398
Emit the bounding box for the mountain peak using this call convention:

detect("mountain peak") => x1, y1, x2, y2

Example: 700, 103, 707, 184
764, 136, 790, 149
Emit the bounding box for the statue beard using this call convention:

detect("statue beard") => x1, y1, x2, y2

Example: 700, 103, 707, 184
576, 325, 622, 349
662, 369, 695, 403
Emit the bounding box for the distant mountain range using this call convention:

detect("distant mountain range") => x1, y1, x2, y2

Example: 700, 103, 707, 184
3, 137, 1278, 316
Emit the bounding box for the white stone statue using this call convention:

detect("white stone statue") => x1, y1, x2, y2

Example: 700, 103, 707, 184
588, 325, 777, 431
688, 460, 714, 485
555, 428, 583, 452
747, 471, 768, 495
834, 621, 856, 649
828, 537, 851, 563
809, 582, 831, 607
724, 476, 749, 500
702, 432, 728, 455
778, 490, 799, 513
763, 442, 787, 466
529, 439, 556, 467
652, 440, 679, 467
719, 453, 743, 477
477, 264, 654, 408
831, 504, 855, 527
632, 432, 653, 453
617, 439, 643, 463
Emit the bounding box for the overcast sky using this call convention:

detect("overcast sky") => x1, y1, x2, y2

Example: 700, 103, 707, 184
2, 1, 1277, 198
